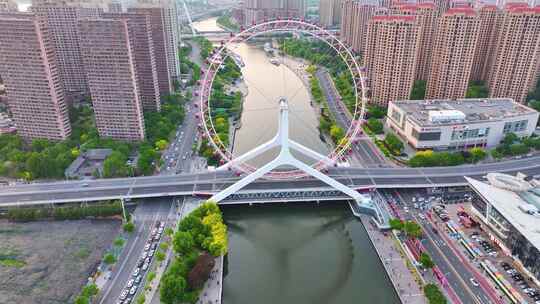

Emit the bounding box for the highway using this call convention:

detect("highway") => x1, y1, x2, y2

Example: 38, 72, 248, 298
0, 155, 539, 206
315, 68, 389, 168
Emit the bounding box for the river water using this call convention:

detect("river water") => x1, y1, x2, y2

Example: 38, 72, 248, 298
192, 18, 398, 304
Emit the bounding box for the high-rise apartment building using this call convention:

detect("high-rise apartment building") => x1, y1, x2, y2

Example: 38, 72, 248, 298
0, 0, 17, 12
241, 0, 305, 25
394, 2, 439, 80
129, 2, 180, 96
470, 5, 500, 82
487, 5, 540, 104
103, 12, 161, 111
341, 1, 388, 54
0, 13, 71, 140
426, 8, 480, 99
420, 0, 451, 12
319, 0, 341, 27
365, 15, 421, 106
79, 18, 145, 141
30, 0, 106, 98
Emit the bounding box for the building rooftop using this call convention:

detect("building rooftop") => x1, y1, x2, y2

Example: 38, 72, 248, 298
466, 176, 540, 252
391, 98, 538, 126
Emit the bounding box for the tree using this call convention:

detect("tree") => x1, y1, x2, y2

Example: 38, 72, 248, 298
330, 125, 345, 142
74, 296, 89, 304
410, 80, 426, 100
155, 250, 166, 262
103, 151, 128, 178
403, 220, 422, 238
164, 227, 174, 237
510, 143, 529, 155
502, 132, 518, 146
160, 274, 187, 304
466, 81, 489, 98
419, 252, 434, 269
389, 218, 404, 231
468, 147, 486, 163
173, 231, 195, 256
104, 253, 116, 265
155, 139, 169, 151
123, 221, 135, 233
81, 283, 98, 298
424, 283, 447, 304
384, 133, 404, 155
367, 118, 383, 134
113, 237, 125, 247
367, 105, 387, 119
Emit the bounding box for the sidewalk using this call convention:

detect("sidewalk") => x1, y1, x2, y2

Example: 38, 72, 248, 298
360, 215, 427, 304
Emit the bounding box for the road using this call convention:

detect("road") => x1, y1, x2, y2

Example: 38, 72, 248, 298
98, 198, 175, 304
391, 189, 497, 304
1, 155, 540, 205
315, 68, 389, 168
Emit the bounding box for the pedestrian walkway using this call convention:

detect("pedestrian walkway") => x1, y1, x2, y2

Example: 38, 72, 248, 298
197, 256, 223, 304
360, 215, 427, 304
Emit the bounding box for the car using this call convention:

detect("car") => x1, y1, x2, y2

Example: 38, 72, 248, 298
418, 214, 426, 220
160, 222, 165, 229
404, 207, 409, 213
149, 249, 155, 257
120, 290, 128, 300
470, 278, 480, 287
127, 279, 134, 288
144, 243, 151, 251
145, 257, 151, 264
81, 183, 89, 187
132, 268, 140, 277
137, 259, 144, 268
158, 227, 164, 234
129, 286, 137, 295
142, 262, 149, 271
141, 252, 147, 259
124, 298, 132, 304
134, 275, 142, 284
151, 243, 158, 250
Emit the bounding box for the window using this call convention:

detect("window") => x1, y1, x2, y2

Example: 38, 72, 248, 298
412, 129, 441, 141
503, 120, 528, 134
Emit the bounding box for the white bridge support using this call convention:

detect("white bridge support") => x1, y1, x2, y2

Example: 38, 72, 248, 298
210, 98, 383, 225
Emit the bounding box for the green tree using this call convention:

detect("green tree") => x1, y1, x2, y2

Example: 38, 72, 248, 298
103, 151, 128, 178
403, 220, 422, 238
330, 125, 345, 142
502, 132, 518, 145
389, 218, 404, 231
81, 283, 99, 298
113, 237, 125, 247
123, 221, 135, 233
468, 147, 486, 163
160, 274, 187, 304
466, 81, 489, 98
424, 283, 447, 304
155, 139, 169, 151
510, 143, 529, 155
173, 231, 195, 256
368, 105, 387, 119
74, 296, 89, 304
419, 252, 434, 269
384, 133, 404, 155
103, 253, 116, 265
164, 227, 174, 237
410, 80, 426, 100
155, 250, 166, 262
367, 118, 383, 134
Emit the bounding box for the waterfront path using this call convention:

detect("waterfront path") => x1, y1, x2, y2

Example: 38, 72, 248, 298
197, 256, 223, 304
360, 215, 427, 304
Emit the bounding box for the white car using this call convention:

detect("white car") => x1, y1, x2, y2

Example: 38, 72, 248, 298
141, 252, 147, 260
132, 268, 140, 277
120, 290, 128, 300
470, 278, 479, 287
127, 279, 134, 288
129, 286, 137, 295
418, 214, 426, 220
149, 249, 155, 257
142, 263, 149, 271
144, 243, 151, 251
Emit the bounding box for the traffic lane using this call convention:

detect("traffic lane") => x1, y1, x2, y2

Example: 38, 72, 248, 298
101, 200, 171, 304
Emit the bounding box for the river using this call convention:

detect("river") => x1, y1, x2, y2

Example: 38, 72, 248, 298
193, 17, 399, 304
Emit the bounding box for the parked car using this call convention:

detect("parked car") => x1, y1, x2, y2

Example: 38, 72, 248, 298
470, 278, 480, 287
129, 286, 137, 295
132, 268, 140, 277
127, 279, 134, 288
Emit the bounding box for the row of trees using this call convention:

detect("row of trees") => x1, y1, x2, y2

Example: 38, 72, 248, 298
74, 283, 99, 304
491, 132, 540, 159
409, 147, 487, 167
424, 283, 447, 304
160, 202, 228, 304
216, 13, 240, 31
389, 218, 423, 239
5, 201, 123, 222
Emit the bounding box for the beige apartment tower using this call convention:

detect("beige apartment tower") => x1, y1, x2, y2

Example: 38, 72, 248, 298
102, 12, 161, 111
365, 15, 421, 106
0, 13, 71, 140
79, 18, 145, 141
488, 5, 540, 104
0, 0, 17, 11
471, 5, 500, 82
394, 2, 439, 80
426, 8, 480, 100
319, 0, 341, 27
341, 1, 388, 54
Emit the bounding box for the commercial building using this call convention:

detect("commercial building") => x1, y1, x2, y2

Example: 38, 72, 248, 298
467, 173, 540, 285
102, 12, 161, 111
319, 0, 341, 27
470, 5, 500, 82
30, 0, 107, 98
128, 1, 180, 96
0, 13, 71, 141
0, 0, 17, 11
386, 98, 539, 151
240, 0, 305, 26
340, 1, 388, 54
426, 7, 480, 100
79, 18, 145, 141
487, 5, 540, 104
393, 2, 438, 81
365, 15, 420, 106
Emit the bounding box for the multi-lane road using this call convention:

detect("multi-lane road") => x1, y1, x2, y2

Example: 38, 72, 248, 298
1, 155, 540, 206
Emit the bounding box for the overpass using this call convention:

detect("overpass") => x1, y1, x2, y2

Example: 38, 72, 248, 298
0, 155, 539, 207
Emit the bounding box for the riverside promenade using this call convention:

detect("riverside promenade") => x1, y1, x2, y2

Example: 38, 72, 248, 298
360, 215, 427, 304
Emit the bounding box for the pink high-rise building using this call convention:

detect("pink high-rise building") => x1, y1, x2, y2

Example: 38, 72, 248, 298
394, 2, 439, 80
0, 0, 17, 12
488, 5, 540, 104
365, 15, 421, 106
319, 0, 341, 27
30, 0, 106, 98
79, 18, 145, 141
470, 5, 500, 82
0, 13, 71, 141
341, 1, 388, 54
241, 0, 305, 25
426, 8, 480, 99
102, 12, 161, 111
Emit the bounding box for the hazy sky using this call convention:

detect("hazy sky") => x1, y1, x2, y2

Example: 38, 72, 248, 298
15, 0, 31, 11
